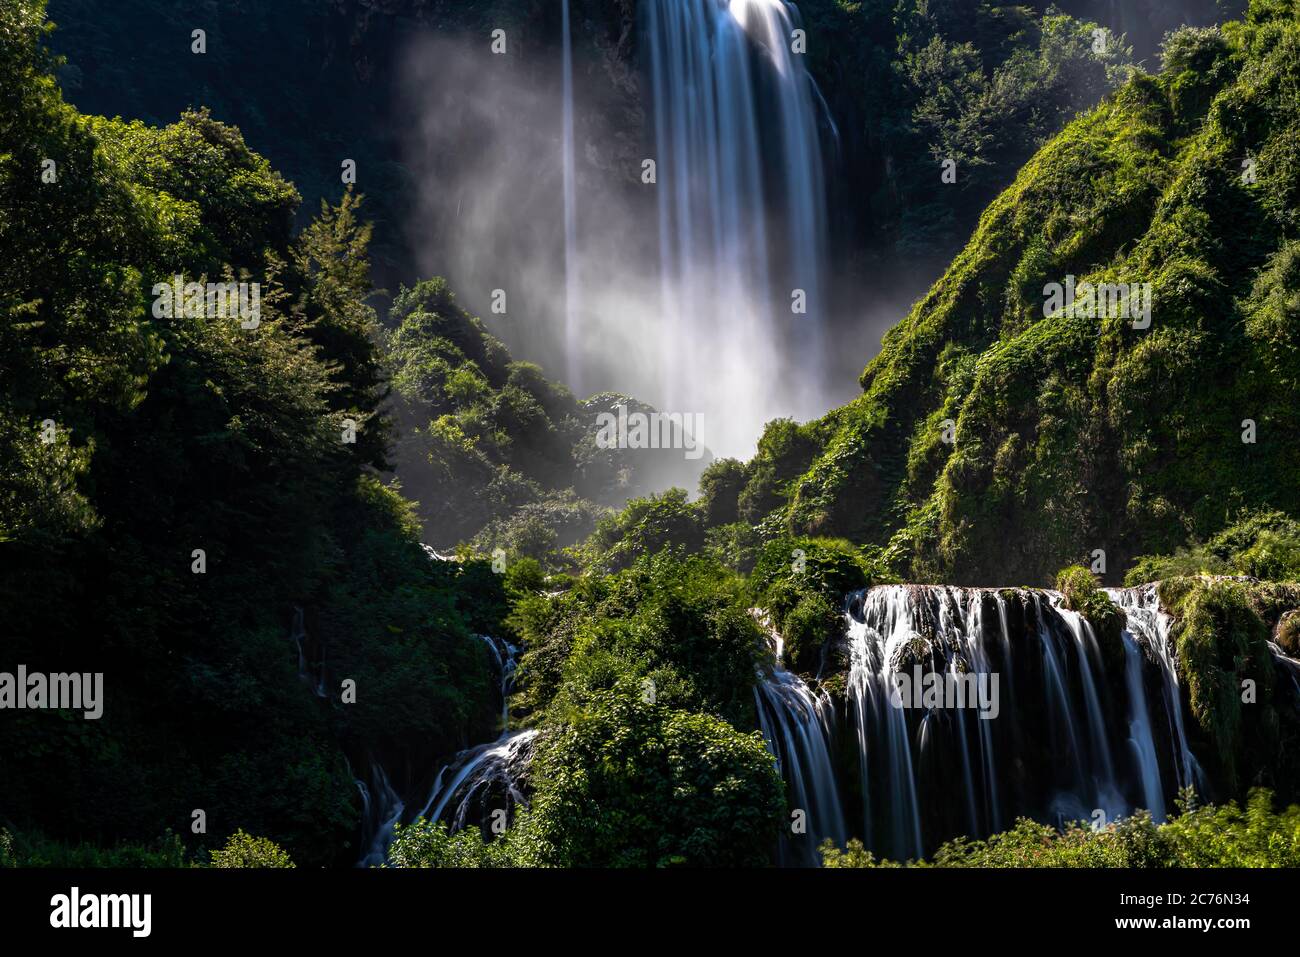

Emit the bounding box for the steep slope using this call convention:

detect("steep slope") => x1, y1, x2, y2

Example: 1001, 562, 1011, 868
754, 1, 1300, 586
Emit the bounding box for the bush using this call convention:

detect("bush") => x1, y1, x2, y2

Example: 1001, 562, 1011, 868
536, 553, 765, 727
821, 789, 1300, 867
207, 830, 295, 868
1126, 511, 1300, 585
386, 819, 524, 868
1169, 579, 1277, 788
525, 684, 785, 867
0, 829, 189, 868
584, 489, 705, 573
748, 536, 881, 672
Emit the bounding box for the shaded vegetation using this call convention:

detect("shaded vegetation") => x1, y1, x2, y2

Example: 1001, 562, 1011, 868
821, 788, 1300, 867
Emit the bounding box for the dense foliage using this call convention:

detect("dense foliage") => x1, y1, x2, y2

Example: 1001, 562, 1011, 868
710, 1, 1300, 589
386, 277, 707, 558
821, 788, 1300, 867
0, 0, 498, 866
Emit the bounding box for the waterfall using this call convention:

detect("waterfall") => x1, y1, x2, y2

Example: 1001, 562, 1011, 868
1122, 630, 1166, 822
638, 0, 834, 454
827, 584, 1208, 861
417, 729, 539, 836
356, 762, 404, 868
1107, 585, 1204, 795
561, 0, 580, 391
355, 631, 535, 864
478, 633, 520, 725
752, 614, 846, 866
289, 606, 328, 699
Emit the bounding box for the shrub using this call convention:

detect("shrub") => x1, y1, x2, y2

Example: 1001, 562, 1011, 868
207, 830, 295, 868
525, 684, 784, 867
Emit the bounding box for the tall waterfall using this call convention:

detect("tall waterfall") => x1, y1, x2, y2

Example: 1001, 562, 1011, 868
758, 584, 1223, 864
561, 0, 581, 391
639, 0, 834, 454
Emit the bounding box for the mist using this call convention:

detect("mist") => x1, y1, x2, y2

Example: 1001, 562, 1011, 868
397, 14, 869, 462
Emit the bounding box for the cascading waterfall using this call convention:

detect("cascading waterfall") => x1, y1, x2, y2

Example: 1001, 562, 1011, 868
1106, 584, 1204, 797
355, 631, 536, 865
753, 616, 846, 866
754, 584, 1227, 863
417, 729, 539, 836
636, 0, 834, 452
356, 762, 404, 868
416, 633, 536, 836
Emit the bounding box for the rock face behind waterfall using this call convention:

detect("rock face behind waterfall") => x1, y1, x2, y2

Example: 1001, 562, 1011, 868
757, 583, 1229, 864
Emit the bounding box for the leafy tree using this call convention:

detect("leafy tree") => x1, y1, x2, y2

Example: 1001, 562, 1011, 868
525, 684, 784, 867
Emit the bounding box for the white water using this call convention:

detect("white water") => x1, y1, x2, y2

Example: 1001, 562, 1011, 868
561, 0, 580, 391
633, 0, 834, 455
1107, 585, 1204, 795
755, 583, 1217, 861
1122, 630, 1166, 821
353, 615, 534, 862
290, 606, 328, 699
356, 763, 404, 867
418, 728, 538, 833
417, 633, 536, 835
753, 615, 846, 865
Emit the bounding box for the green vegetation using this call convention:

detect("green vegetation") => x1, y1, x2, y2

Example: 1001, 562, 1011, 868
509, 552, 765, 727
207, 830, 295, 868
1150, 574, 1300, 793
822, 788, 1300, 867
389, 683, 784, 868
0, 0, 497, 866
707, 1, 1300, 591
1126, 509, 1300, 583
386, 277, 707, 562
1055, 564, 1125, 669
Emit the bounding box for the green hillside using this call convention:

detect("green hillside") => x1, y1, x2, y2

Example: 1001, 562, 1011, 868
725, 0, 1300, 586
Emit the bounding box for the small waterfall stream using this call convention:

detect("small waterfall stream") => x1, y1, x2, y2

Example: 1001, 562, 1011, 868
415, 634, 536, 841
290, 606, 328, 699
354, 630, 535, 865
1107, 584, 1204, 795
753, 615, 846, 866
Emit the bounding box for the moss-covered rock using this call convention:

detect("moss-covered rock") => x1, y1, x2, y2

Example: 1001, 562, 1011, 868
1055, 564, 1125, 674
1164, 578, 1278, 789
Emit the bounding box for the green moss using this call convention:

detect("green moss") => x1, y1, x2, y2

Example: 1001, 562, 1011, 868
1169, 578, 1277, 788
1055, 564, 1125, 672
